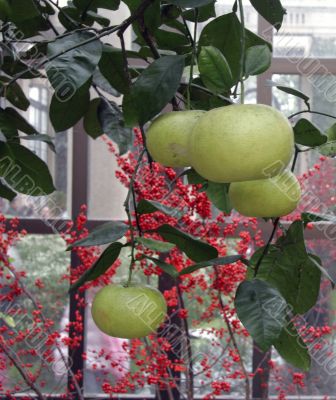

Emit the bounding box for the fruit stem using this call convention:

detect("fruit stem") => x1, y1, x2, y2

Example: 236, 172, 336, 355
187, 8, 199, 110
237, 0, 246, 104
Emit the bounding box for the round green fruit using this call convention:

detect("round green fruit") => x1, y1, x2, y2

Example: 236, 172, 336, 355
91, 284, 167, 339
188, 104, 294, 183
229, 170, 301, 217
146, 110, 205, 167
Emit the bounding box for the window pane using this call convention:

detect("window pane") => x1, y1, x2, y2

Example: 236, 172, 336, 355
272, 74, 336, 214
215, 0, 258, 31
0, 85, 71, 220
272, 73, 336, 129
88, 136, 127, 220
273, 1, 336, 58
1, 234, 70, 396
270, 239, 336, 397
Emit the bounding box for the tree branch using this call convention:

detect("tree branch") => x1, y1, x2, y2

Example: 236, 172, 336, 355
3, 0, 155, 92
0, 340, 46, 400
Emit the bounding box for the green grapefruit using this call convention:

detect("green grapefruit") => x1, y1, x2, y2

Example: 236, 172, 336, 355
91, 284, 167, 339
146, 110, 205, 167
188, 104, 294, 183
229, 170, 301, 217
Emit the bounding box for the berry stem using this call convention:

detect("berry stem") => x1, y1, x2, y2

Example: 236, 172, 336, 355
124, 148, 146, 287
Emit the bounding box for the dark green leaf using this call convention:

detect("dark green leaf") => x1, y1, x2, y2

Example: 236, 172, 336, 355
98, 47, 130, 94
46, 32, 102, 92
206, 182, 232, 213
123, 55, 185, 125
137, 199, 182, 218
58, 6, 94, 30
0, 78, 30, 111
0, 109, 18, 138
308, 254, 335, 289
179, 255, 242, 276
137, 237, 175, 252
98, 99, 133, 155
245, 45, 272, 76
269, 81, 310, 106
152, 30, 190, 53
249, 0, 286, 30
92, 68, 120, 97
86, 10, 110, 27
19, 134, 56, 153
124, 0, 161, 34
274, 321, 311, 371
50, 80, 91, 132
155, 224, 218, 262
73, 0, 120, 10
183, 2, 216, 22
294, 119, 327, 147
1, 56, 41, 79
319, 140, 336, 158
145, 256, 179, 278
183, 83, 232, 110
70, 242, 123, 291
0, 180, 16, 201
84, 98, 104, 139
199, 13, 272, 82
167, 0, 213, 8
68, 221, 128, 249
3, 108, 37, 136
235, 279, 287, 351
249, 221, 322, 314
186, 168, 207, 185
8, 0, 40, 22
326, 122, 336, 141
198, 46, 233, 93
0, 143, 55, 195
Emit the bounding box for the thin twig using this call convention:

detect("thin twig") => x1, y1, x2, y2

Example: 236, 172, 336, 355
181, 83, 233, 104
288, 109, 336, 120
253, 218, 279, 277
176, 283, 194, 400
7, 266, 84, 400
181, 13, 194, 47
132, 185, 142, 236
0, 341, 46, 400
124, 148, 146, 286
2, 0, 155, 92
139, 125, 153, 165
117, 30, 132, 87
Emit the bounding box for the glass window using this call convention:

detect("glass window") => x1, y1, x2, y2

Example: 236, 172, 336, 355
0, 85, 71, 220
1, 235, 69, 395
273, 1, 336, 58
88, 136, 127, 220
270, 239, 336, 398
